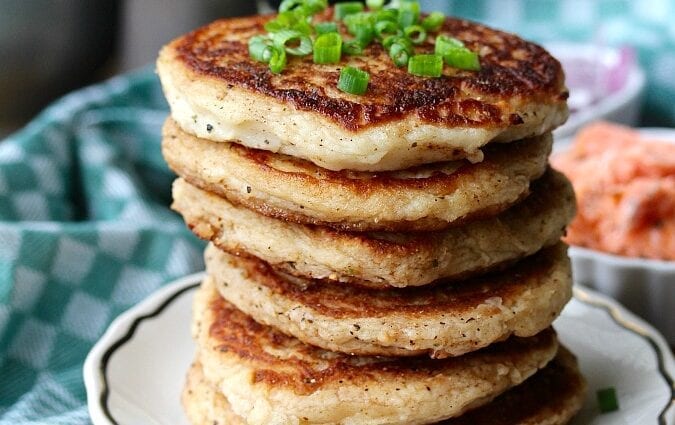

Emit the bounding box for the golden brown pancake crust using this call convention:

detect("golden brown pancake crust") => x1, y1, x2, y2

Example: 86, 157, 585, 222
183, 348, 585, 425
443, 347, 586, 425
169, 11, 567, 131
206, 291, 558, 395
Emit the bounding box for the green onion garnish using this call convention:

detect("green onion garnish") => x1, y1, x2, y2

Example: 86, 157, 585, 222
344, 12, 375, 45
265, 10, 312, 35
435, 35, 480, 71
337, 66, 370, 95
343, 40, 364, 55
597, 388, 619, 413
442, 49, 480, 71
404, 24, 426, 44
279, 0, 327, 15
375, 8, 398, 23
421, 11, 444, 31
334, 2, 364, 20
269, 45, 287, 73
315, 22, 338, 34
389, 41, 412, 67
375, 20, 399, 39
313, 32, 342, 63
408, 54, 443, 77
248, 35, 274, 63
397, 1, 420, 29
366, 0, 385, 10
272, 29, 313, 55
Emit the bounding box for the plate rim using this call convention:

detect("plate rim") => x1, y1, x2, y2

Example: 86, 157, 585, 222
84, 274, 675, 425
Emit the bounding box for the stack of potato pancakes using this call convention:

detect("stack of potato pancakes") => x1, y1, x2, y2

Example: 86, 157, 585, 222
158, 5, 586, 424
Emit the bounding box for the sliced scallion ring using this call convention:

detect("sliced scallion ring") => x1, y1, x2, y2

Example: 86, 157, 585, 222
421, 11, 444, 31
269, 45, 287, 73
434, 34, 465, 54
397, 1, 420, 28
375, 20, 399, 38
248, 35, 274, 63
389, 42, 412, 67
408, 54, 443, 77
313, 32, 342, 63
343, 40, 365, 55
334, 2, 364, 20
314, 22, 338, 35
404, 24, 426, 44
366, 0, 385, 10
337, 66, 370, 94
272, 29, 313, 56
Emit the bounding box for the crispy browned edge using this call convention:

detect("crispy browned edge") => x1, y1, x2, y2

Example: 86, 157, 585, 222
167, 10, 567, 131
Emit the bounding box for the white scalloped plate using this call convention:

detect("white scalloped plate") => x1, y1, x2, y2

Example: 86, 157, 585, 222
84, 272, 675, 425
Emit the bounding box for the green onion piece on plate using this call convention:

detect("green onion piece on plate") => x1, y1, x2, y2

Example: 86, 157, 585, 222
375, 8, 398, 23
366, 0, 385, 10
597, 388, 619, 413
338, 66, 370, 95
272, 29, 313, 55
421, 11, 444, 31
279, 0, 304, 12
315, 22, 338, 34
269, 45, 287, 73
334, 2, 364, 20
313, 32, 342, 63
404, 24, 426, 44
408, 54, 443, 77
248, 35, 274, 63
398, 1, 420, 28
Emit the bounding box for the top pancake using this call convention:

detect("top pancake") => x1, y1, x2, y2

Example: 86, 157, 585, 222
157, 10, 568, 171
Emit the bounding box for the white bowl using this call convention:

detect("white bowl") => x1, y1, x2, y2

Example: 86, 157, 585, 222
555, 128, 675, 343
546, 42, 646, 139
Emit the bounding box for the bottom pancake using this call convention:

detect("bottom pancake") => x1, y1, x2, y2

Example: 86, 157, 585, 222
183, 348, 585, 425
194, 278, 559, 425
205, 242, 572, 358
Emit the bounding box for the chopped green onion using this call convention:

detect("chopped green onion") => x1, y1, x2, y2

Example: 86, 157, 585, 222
597, 388, 619, 413
269, 45, 287, 73
389, 41, 412, 67
421, 11, 444, 31
279, 0, 327, 15
404, 24, 426, 44
434, 34, 465, 54
408, 54, 443, 77
398, 1, 420, 28
375, 20, 399, 39
272, 29, 313, 56
435, 35, 480, 71
313, 32, 342, 63
366, 0, 385, 10
315, 22, 338, 34
265, 10, 312, 35
248, 35, 274, 63
375, 8, 398, 23
442, 49, 480, 70
334, 2, 364, 20
344, 12, 375, 44
279, 0, 304, 12
343, 40, 364, 55
338, 66, 370, 95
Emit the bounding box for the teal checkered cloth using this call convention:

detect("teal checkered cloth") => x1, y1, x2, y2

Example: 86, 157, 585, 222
0, 70, 204, 424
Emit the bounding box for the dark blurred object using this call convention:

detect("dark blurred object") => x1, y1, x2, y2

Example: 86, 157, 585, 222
0, 1, 120, 135
119, 0, 258, 72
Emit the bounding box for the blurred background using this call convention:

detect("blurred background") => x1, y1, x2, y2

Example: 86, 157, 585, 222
1, 0, 674, 137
